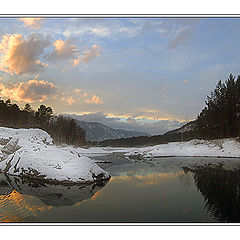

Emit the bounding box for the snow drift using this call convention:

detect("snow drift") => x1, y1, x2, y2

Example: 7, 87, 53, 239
0, 127, 110, 184
125, 138, 240, 159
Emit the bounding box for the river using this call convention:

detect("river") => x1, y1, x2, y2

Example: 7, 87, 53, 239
0, 153, 239, 223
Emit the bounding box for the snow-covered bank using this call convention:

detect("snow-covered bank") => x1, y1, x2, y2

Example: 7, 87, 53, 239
0, 127, 110, 184
125, 138, 240, 159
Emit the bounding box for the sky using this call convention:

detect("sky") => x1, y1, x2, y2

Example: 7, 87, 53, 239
0, 17, 240, 135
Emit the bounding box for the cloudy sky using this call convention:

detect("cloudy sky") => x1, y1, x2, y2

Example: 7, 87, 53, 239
0, 17, 240, 134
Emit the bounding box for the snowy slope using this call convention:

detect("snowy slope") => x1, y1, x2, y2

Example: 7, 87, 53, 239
0, 127, 110, 184
125, 138, 240, 159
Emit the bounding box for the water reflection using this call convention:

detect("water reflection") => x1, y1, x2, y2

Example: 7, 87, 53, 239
184, 166, 240, 222
0, 174, 108, 222
2, 156, 240, 223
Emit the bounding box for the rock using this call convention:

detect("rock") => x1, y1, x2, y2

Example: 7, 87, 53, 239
0, 127, 111, 184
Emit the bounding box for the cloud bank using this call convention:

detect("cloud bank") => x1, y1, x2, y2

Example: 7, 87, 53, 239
0, 79, 57, 103
0, 34, 101, 75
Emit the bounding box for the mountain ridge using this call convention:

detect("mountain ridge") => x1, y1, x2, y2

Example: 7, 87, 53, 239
76, 120, 150, 141
65, 115, 150, 141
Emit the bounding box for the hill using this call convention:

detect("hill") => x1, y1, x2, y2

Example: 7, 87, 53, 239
71, 119, 150, 141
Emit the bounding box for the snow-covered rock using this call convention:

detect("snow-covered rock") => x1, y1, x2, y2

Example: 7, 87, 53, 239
125, 138, 240, 159
0, 127, 110, 184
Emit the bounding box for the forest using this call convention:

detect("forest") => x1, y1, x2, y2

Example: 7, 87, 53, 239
196, 74, 240, 139
0, 100, 86, 146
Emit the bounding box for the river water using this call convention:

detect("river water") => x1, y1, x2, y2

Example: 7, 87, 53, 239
0, 153, 240, 223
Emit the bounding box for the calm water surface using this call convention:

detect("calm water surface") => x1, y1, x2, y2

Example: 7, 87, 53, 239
0, 154, 239, 223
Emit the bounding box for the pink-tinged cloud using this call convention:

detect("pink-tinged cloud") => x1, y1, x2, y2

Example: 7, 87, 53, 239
51, 39, 77, 60
85, 95, 103, 104
19, 18, 44, 29
0, 34, 50, 75
184, 79, 189, 83
61, 96, 75, 105
0, 79, 57, 103
73, 44, 101, 66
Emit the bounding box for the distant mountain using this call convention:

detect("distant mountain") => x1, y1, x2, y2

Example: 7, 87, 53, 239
98, 121, 197, 147
69, 119, 150, 141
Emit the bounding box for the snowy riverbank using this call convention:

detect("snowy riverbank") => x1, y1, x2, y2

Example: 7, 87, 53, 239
1, 126, 240, 184
0, 127, 110, 184
124, 138, 240, 159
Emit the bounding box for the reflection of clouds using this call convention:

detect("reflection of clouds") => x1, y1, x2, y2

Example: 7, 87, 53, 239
91, 190, 103, 201
0, 190, 52, 222
107, 172, 183, 186
86, 172, 184, 203
0, 174, 109, 222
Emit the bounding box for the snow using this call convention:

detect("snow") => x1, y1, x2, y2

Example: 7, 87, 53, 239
1, 126, 240, 184
125, 138, 240, 159
62, 146, 113, 157
0, 127, 110, 184
62, 146, 136, 158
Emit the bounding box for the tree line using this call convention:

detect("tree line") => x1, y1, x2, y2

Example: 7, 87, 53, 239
0, 99, 86, 146
196, 74, 240, 139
